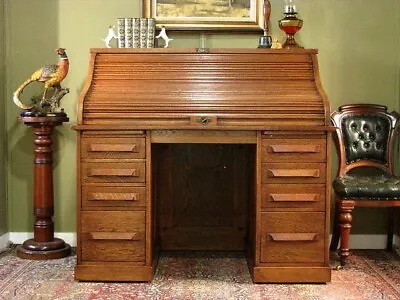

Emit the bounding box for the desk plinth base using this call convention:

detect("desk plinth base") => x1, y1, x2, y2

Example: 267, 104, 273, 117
74, 261, 331, 283
251, 266, 331, 283
17, 238, 71, 260
75, 264, 154, 282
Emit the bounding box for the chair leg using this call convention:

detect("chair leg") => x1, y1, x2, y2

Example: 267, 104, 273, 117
386, 208, 395, 251
338, 200, 355, 267
330, 201, 340, 251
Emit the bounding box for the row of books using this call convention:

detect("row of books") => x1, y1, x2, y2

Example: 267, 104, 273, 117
118, 17, 156, 48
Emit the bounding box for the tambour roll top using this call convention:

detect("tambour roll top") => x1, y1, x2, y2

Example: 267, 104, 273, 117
77, 48, 330, 129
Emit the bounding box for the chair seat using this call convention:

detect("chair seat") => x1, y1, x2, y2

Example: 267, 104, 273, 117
333, 174, 400, 199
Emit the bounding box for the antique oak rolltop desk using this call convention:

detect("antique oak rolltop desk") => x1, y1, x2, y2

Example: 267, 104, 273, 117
73, 48, 332, 283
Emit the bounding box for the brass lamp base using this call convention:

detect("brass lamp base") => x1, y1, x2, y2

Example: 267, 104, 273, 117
278, 13, 303, 49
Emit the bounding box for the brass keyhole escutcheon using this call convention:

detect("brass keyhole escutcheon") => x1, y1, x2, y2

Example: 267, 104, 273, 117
200, 117, 210, 125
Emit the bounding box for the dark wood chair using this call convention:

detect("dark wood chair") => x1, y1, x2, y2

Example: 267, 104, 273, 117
329, 103, 400, 267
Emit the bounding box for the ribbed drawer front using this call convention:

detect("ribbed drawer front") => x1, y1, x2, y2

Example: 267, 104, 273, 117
261, 138, 326, 162
81, 211, 145, 262
82, 186, 146, 208
261, 163, 326, 184
82, 162, 146, 183
260, 212, 325, 263
262, 184, 325, 211
82, 137, 145, 159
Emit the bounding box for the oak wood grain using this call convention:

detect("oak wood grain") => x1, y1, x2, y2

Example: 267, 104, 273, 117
260, 212, 325, 263
262, 184, 325, 211
74, 49, 331, 283
82, 186, 146, 208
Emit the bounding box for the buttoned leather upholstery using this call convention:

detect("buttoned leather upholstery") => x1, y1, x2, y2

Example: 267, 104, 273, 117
341, 114, 390, 164
333, 174, 400, 199
334, 112, 400, 200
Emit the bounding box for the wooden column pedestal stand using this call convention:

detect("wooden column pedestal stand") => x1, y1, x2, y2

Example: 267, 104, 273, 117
17, 113, 71, 260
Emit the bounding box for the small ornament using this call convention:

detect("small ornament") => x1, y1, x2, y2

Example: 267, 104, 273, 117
102, 25, 118, 48
13, 48, 70, 116
156, 26, 173, 48
271, 38, 283, 49
258, 0, 272, 48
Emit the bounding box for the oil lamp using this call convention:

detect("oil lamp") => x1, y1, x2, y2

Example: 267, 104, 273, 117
278, 0, 303, 48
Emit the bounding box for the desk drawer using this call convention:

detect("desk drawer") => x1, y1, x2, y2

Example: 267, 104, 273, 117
82, 137, 145, 159
261, 138, 326, 162
260, 212, 325, 263
262, 184, 325, 211
82, 186, 146, 208
82, 162, 146, 183
81, 211, 145, 262
261, 163, 326, 184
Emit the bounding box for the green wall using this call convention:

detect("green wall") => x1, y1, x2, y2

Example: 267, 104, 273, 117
0, 0, 6, 236
3, 0, 400, 234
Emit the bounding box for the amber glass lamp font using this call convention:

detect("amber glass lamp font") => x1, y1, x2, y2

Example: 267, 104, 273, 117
278, 0, 303, 49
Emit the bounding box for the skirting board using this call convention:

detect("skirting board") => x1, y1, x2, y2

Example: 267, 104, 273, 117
395, 235, 400, 247
3, 233, 400, 250
0, 233, 10, 251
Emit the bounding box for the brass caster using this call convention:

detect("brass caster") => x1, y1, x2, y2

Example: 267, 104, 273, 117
332, 264, 343, 271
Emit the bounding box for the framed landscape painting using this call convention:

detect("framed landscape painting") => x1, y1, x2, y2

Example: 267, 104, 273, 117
143, 0, 263, 31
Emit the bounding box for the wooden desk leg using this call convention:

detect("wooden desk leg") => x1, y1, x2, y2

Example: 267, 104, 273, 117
17, 116, 71, 260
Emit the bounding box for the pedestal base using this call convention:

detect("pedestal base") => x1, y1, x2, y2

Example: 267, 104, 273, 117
17, 238, 71, 260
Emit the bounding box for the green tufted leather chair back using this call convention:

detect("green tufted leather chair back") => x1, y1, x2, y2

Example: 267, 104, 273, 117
341, 114, 390, 164
331, 104, 400, 177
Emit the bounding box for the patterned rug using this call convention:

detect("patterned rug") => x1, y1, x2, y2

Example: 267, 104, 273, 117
0, 246, 399, 299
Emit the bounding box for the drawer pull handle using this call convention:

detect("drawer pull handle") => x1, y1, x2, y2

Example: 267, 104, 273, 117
88, 232, 139, 241
268, 145, 320, 153
268, 233, 317, 242
89, 169, 139, 177
270, 193, 319, 202
89, 144, 138, 153
89, 192, 139, 201
267, 169, 320, 178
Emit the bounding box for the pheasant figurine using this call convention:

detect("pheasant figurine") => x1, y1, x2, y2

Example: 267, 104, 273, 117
13, 48, 69, 111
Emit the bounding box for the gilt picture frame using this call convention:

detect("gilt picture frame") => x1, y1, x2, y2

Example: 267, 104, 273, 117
143, 0, 263, 31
